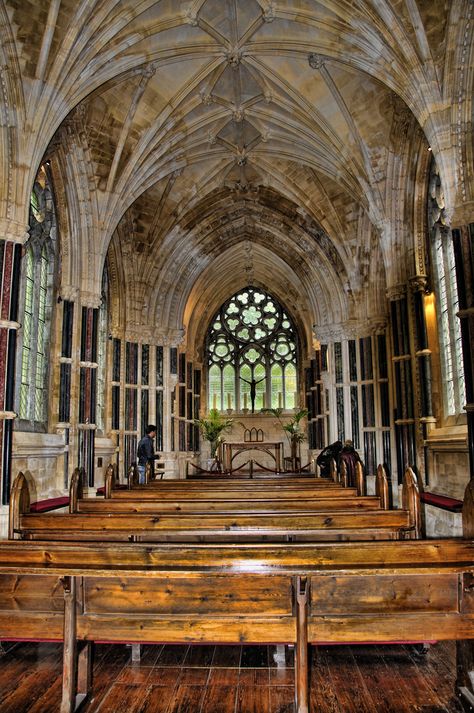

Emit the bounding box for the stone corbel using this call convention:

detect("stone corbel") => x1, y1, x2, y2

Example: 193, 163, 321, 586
409, 275, 429, 294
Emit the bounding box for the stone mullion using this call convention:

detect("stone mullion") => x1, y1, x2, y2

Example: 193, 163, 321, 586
388, 288, 416, 483
0, 240, 22, 505
452, 223, 474, 481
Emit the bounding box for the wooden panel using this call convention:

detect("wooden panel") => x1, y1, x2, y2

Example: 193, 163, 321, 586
77, 616, 296, 644
0, 574, 64, 612
310, 573, 459, 614
308, 613, 474, 643
84, 575, 293, 616
0, 611, 64, 639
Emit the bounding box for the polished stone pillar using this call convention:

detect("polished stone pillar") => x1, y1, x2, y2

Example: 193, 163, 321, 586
78, 305, 98, 487
388, 285, 416, 483
0, 239, 22, 505
452, 223, 474, 481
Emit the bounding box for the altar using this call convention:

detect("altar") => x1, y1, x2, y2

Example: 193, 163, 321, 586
221, 441, 283, 474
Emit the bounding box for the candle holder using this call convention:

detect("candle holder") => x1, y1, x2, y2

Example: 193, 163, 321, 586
226, 408, 233, 415
242, 408, 249, 415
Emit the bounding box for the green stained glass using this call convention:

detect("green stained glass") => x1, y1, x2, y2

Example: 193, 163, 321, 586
242, 306, 261, 325
207, 287, 298, 411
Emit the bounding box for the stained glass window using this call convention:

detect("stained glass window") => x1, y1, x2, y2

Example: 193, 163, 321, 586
206, 287, 298, 410
17, 165, 57, 427
428, 159, 466, 417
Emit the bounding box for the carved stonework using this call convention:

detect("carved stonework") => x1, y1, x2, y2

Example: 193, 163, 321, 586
386, 284, 407, 301
409, 275, 429, 294
308, 53, 325, 70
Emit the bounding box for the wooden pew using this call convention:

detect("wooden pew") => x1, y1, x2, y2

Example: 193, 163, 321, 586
75, 494, 384, 514
0, 538, 474, 713
9, 465, 415, 542
75, 465, 390, 514
11, 509, 416, 543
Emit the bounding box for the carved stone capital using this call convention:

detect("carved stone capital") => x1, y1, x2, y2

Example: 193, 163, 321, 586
0, 219, 29, 244
409, 275, 429, 293
80, 290, 102, 309
60, 285, 80, 303
386, 284, 407, 301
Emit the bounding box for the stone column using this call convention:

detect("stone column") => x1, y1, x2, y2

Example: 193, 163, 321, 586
387, 284, 416, 483
452, 223, 474, 481
0, 228, 26, 505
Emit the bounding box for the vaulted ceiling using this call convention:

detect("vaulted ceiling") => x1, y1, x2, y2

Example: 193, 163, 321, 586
2, 0, 471, 351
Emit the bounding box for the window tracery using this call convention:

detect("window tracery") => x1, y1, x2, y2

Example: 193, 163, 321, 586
206, 288, 298, 411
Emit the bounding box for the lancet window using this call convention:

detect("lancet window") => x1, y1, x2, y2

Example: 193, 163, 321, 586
17, 165, 57, 428
428, 163, 466, 418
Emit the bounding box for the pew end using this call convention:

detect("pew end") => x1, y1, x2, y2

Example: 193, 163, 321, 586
376, 464, 390, 510
127, 464, 139, 489
8, 472, 30, 540
68, 467, 85, 513
462, 477, 474, 539
340, 460, 348, 488
402, 467, 422, 539
355, 461, 365, 496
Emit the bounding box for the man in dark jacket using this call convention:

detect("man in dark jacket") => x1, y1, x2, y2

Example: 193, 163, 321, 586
316, 440, 342, 477
137, 424, 159, 484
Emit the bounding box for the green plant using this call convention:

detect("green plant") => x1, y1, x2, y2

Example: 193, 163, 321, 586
194, 409, 234, 457
263, 407, 308, 447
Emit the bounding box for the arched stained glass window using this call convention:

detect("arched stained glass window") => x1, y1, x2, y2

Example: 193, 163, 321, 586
206, 287, 298, 411
428, 161, 466, 417
17, 164, 57, 428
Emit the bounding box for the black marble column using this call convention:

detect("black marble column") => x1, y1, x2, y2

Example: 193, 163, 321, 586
0, 240, 22, 505
452, 223, 474, 481
388, 286, 416, 483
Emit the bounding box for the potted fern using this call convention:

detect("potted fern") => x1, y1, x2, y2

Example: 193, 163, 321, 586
263, 407, 308, 470
194, 409, 233, 468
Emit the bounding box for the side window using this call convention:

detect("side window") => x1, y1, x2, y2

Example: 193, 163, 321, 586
428, 161, 465, 418
16, 165, 57, 429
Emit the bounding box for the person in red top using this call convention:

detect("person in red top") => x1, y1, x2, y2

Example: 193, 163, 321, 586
338, 439, 363, 487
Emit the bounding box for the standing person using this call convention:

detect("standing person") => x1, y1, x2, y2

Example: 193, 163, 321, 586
137, 424, 159, 484
338, 439, 363, 487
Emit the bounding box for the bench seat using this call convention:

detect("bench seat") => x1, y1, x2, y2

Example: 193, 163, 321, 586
0, 539, 473, 713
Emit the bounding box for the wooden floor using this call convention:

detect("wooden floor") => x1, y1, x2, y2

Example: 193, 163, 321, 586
0, 640, 464, 712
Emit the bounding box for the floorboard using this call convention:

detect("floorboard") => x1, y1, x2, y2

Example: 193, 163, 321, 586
0, 641, 464, 712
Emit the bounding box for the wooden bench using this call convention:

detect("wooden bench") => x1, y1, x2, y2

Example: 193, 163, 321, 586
75, 465, 389, 514
9, 466, 418, 543
10, 508, 416, 542
76, 495, 384, 514
0, 538, 474, 713
9, 464, 416, 542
